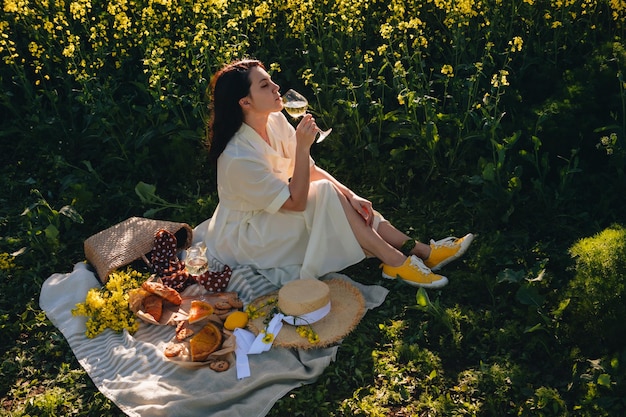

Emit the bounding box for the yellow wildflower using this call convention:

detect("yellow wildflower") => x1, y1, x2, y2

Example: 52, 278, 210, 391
69, 1, 89, 21
380, 23, 393, 40
262, 332, 274, 344
610, 0, 626, 20
491, 69, 510, 87
269, 62, 281, 73
295, 325, 319, 344
62, 43, 76, 58
393, 60, 406, 77
72, 267, 148, 338
254, 2, 270, 19
296, 326, 307, 337
28, 41, 43, 58
509, 36, 523, 52
3, 0, 18, 13
441, 64, 454, 77
0, 253, 16, 270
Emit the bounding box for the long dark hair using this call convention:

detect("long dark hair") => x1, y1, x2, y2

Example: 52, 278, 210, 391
206, 59, 264, 164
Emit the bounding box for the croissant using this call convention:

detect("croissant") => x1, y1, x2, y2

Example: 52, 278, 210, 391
141, 281, 182, 306
143, 294, 163, 322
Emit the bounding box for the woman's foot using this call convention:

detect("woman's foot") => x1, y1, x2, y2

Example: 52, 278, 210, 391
381, 256, 448, 288
424, 233, 474, 271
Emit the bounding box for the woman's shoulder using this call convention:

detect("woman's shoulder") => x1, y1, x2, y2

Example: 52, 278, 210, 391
221, 123, 269, 162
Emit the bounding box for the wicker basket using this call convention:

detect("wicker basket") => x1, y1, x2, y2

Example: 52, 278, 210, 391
84, 217, 193, 283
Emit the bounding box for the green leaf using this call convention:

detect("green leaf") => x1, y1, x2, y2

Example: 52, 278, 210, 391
135, 181, 170, 205
482, 162, 496, 182
524, 323, 545, 333
59, 205, 84, 224
143, 207, 168, 217
496, 268, 525, 284
551, 298, 570, 318
515, 286, 544, 307
44, 224, 59, 240
597, 373, 611, 388
416, 287, 430, 307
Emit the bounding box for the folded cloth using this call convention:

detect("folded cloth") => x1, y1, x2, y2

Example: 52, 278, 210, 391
39, 225, 388, 417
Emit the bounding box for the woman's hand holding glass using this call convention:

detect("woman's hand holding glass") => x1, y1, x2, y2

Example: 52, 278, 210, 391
295, 114, 319, 148
282, 89, 332, 143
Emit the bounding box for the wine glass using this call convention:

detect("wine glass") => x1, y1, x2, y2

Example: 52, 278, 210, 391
281, 89, 332, 143
185, 244, 208, 276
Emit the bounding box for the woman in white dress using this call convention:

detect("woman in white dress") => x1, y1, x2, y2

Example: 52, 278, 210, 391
204, 59, 473, 289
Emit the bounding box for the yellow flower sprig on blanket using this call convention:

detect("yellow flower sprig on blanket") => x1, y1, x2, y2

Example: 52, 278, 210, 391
72, 267, 149, 338
296, 325, 320, 344
245, 297, 320, 345
245, 297, 277, 320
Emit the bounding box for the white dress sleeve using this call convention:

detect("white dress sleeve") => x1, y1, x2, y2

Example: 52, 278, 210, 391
217, 115, 296, 214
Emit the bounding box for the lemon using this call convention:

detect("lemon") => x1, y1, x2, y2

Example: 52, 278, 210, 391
223, 311, 249, 330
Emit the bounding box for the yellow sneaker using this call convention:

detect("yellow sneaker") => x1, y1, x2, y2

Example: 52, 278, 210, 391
424, 233, 474, 271
381, 256, 449, 288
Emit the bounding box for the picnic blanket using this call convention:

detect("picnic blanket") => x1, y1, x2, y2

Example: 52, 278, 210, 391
39, 223, 388, 417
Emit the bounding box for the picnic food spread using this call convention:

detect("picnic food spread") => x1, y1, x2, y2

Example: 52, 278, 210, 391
84, 223, 238, 371
133, 287, 242, 370
78, 222, 368, 376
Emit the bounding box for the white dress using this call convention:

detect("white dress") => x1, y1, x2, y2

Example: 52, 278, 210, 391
204, 112, 366, 285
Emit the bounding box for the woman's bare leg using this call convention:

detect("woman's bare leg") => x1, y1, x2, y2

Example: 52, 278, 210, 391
376, 221, 431, 260
334, 192, 406, 267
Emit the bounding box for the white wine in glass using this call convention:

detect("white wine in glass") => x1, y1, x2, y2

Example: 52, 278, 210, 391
282, 89, 332, 143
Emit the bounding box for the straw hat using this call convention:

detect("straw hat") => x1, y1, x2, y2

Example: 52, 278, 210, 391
84, 217, 193, 283
247, 278, 365, 349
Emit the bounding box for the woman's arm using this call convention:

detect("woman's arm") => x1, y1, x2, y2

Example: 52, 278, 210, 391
281, 114, 317, 211
311, 166, 374, 225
